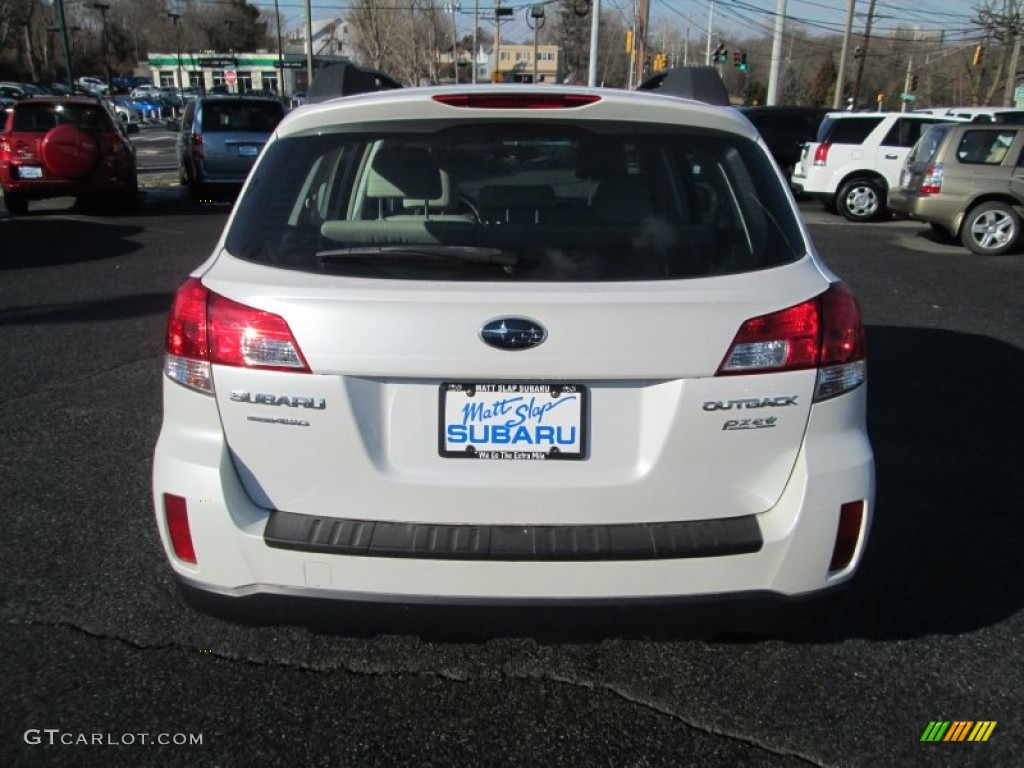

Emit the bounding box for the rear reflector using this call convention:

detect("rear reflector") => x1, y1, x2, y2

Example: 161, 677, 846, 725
163, 493, 197, 564
164, 277, 310, 394
717, 283, 867, 401
432, 93, 601, 109
829, 500, 865, 572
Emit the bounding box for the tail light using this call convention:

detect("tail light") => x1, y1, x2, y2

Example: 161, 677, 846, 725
191, 133, 203, 158
919, 162, 943, 195
163, 493, 197, 564
164, 277, 309, 394
717, 283, 867, 402
813, 142, 831, 166
829, 500, 865, 572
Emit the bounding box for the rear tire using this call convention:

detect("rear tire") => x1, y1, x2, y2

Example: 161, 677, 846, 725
3, 190, 28, 215
960, 201, 1020, 256
837, 178, 885, 222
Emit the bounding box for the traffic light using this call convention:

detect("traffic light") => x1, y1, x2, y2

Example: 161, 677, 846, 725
739, 50, 748, 72
910, 74, 919, 91
713, 42, 727, 64
625, 28, 633, 53
973, 44, 985, 67
653, 52, 668, 72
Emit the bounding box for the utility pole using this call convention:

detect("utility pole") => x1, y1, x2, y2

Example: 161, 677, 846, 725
902, 56, 912, 113
273, 0, 284, 97
850, 0, 877, 109
766, 0, 787, 105
305, 0, 314, 89
54, 0, 74, 90
587, 0, 601, 86
833, 0, 856, 109
705, 0, 715, 65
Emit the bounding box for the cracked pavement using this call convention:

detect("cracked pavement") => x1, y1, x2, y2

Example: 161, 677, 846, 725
1, 191, 1021, 766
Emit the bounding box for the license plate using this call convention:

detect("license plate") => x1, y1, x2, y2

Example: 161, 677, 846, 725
17, 166, 43, 179
440, 383, 587, 460
237, 145, 259, 157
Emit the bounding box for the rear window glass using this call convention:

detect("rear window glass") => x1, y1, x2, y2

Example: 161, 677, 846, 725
909, 124, 953, 163
818, 116, 883, 144
11, 102, 111, 133
226, 123, 806, 282
199, 100, 284, 132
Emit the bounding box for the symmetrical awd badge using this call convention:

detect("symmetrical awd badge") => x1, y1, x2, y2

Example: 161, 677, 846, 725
480, 317, 547, 350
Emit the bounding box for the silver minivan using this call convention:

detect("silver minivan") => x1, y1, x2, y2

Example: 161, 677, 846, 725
175, 95, 285, 200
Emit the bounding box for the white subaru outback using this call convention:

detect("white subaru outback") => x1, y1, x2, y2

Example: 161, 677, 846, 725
153, 86, 874, 636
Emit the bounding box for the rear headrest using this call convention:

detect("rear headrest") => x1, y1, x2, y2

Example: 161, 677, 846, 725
575, 138, 628, 180
367, 146, 443, 200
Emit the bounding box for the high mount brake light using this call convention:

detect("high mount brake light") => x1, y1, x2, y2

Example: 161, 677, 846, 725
432, 93, 601, 109
717, 283, 867, 402
164, 277, 310, 394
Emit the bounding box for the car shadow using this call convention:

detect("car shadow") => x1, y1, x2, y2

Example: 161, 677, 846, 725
0, 217, 144, 269
806, 325, 1023, 642
0, 291, 175, 325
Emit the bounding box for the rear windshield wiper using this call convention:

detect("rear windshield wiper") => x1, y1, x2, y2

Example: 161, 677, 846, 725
316, 245, 517, 267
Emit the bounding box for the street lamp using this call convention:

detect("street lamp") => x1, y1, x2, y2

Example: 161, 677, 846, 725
90, 2, 111, 91
167, 10, 184, 108
527, 4, 545, 84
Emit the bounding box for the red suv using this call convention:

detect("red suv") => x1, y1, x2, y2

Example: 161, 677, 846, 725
0, 96, 137, 214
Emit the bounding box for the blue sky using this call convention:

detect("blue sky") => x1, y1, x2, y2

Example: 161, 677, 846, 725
250, 1, 982, 47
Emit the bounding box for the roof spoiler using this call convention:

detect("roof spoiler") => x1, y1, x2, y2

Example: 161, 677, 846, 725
636, 66, 730, 107
306, 62, 402, 104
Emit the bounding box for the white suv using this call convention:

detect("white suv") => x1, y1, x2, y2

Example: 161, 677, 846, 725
153, 85, 874, 637
792, 112, 960, 222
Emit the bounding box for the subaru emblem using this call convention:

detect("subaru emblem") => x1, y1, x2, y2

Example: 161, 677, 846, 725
479, 317, 547, 350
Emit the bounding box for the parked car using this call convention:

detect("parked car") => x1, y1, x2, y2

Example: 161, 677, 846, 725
77, 76, 110, 96
153, 83, 874, 636
889, 121, 1024, 255
172, 94, 286, 200
738, 105, 829, 180
0, 82, 48, 101
0, 95, 137, 214
914, 106, 1024, 124
130, 84, 159, 99
791, 111, 962, 221
109, 97, 144, 132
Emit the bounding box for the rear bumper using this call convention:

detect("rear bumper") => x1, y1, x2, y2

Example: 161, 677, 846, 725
153, 378, 875, 628
886, 188, 959, 231
1, 175, 135, 199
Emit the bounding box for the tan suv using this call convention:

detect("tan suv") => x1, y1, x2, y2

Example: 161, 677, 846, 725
889, 122, 1024, 255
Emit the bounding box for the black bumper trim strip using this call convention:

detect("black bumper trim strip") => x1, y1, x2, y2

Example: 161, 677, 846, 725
263, 510, 763, 561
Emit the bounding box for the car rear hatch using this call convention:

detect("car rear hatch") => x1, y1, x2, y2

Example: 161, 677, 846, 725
198, 100, 282, 176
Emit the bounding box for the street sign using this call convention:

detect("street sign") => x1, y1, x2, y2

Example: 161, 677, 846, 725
224, 69, 237, 85
901, 93, 916, 102
278, 60, 304, 69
